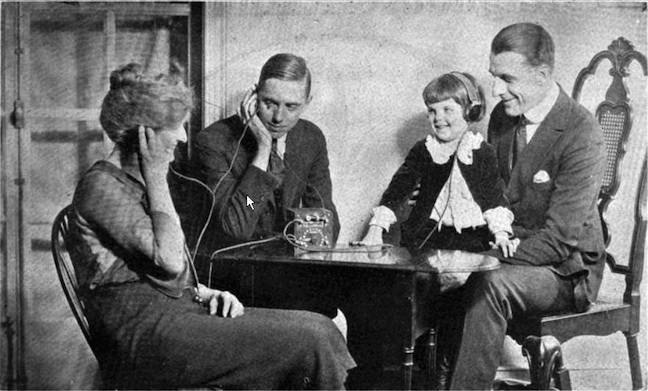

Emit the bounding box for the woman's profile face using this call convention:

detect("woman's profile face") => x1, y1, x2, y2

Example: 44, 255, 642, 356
158, 115, 189, 152
426, 98, 468, 143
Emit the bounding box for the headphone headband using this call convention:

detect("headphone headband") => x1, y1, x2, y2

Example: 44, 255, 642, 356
450, 72, 480, 106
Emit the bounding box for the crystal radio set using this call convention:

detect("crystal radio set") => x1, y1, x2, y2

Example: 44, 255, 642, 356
285, 207, 335, 255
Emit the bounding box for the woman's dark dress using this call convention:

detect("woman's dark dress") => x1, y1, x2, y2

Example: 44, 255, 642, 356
68, 160, 355, 389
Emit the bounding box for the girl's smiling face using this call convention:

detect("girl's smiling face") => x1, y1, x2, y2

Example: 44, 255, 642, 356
427, 98, 468, 143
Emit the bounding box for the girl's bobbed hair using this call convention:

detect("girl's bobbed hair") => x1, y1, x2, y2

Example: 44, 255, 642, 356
422, 72, 486, 122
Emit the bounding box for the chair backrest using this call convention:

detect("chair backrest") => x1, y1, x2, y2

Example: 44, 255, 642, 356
51, 205, 99, 358
627, 158, 646, 331
572, 37, 647, 311
572, 37, 647, 246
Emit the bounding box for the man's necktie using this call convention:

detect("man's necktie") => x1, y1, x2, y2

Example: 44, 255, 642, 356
268, 139, 285, 230
512, 115, 528, 168
268, 138, 285, 183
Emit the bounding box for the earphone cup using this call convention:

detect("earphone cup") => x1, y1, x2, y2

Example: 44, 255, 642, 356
466, 104, 482, 122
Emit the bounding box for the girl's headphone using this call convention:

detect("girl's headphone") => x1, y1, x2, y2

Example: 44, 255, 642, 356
450, 72, 483, 122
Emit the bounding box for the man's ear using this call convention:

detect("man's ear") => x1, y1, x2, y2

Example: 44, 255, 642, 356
534, 64, 552, 85
305, 94, 313, 106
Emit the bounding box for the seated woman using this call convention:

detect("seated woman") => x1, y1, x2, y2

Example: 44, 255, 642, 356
67, 63, 355, 390
360, 71, 517, 388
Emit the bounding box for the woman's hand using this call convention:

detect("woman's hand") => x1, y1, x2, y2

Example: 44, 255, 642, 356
138, 125, 173, 186
490, 232, 520, 258
361, 225, 385, 259
197, 284, 245, 318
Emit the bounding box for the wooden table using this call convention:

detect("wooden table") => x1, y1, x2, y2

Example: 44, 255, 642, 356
204, 244, 499, 390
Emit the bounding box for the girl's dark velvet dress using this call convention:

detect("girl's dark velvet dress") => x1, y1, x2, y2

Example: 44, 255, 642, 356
376, 132, 511, 254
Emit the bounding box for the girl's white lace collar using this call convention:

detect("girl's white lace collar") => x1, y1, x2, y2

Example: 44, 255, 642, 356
425, 131, 483, 165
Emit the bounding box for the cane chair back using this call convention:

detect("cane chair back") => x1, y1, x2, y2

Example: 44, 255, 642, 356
572, 36, 647, 247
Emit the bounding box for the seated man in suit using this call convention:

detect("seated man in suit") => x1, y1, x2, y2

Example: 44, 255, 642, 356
173, 53, 341, 319
447, 23, 607, 389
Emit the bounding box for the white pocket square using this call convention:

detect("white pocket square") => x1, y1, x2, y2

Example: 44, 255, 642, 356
533, 170, 550, 183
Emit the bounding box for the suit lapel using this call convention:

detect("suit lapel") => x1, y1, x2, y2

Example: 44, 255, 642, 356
510, 88, 571, 185
514, 124, 563, 183
284, 125, 299, 166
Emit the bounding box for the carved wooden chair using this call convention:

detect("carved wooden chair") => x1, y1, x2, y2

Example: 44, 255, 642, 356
515, 37, 647, 390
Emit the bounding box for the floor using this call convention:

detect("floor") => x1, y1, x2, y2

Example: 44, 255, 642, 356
350, 365, 639, 390
348, 365, 532, 390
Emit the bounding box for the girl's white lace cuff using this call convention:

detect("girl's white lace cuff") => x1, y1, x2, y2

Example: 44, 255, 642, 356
369, 205, 397, 232
483, 206, 514, 236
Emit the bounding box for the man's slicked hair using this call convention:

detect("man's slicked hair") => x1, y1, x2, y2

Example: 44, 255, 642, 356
258, 53, 311, 97
491, 23, 555, 71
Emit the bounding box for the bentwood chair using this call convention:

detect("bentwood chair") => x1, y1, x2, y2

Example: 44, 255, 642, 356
53, 204, 114, 389
52, 205, 217, 390
51, 205, 99, 358
512, 37, 647, 390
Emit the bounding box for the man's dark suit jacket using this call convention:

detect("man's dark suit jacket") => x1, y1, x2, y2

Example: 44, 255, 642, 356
179, 115, 339, 257
488, 88, 606, 311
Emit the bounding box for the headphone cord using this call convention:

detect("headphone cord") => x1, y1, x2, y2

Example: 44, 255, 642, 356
168, 117, 251, 287
171, 115, 368, 287
206, 235, 283, 288
416, 130, 467, 250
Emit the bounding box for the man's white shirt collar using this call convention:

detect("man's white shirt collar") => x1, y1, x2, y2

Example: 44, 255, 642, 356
274, 135, 287, 159
524, 82, 560, 124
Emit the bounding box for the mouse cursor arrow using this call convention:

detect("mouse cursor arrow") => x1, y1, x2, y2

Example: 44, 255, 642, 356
246, 196, 255, 210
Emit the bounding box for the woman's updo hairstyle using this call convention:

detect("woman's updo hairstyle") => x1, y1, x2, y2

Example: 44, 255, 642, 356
422, 71, 486, 122
100, 62, 194, 153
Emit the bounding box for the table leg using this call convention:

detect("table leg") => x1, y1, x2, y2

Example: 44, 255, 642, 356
396, 272, 418, 390
424, 328, 437, 389
402, 345, 415, 390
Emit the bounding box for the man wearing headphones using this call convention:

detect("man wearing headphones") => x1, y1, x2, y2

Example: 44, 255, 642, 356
173, 53, 341, 319
446, 23, 606, 389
